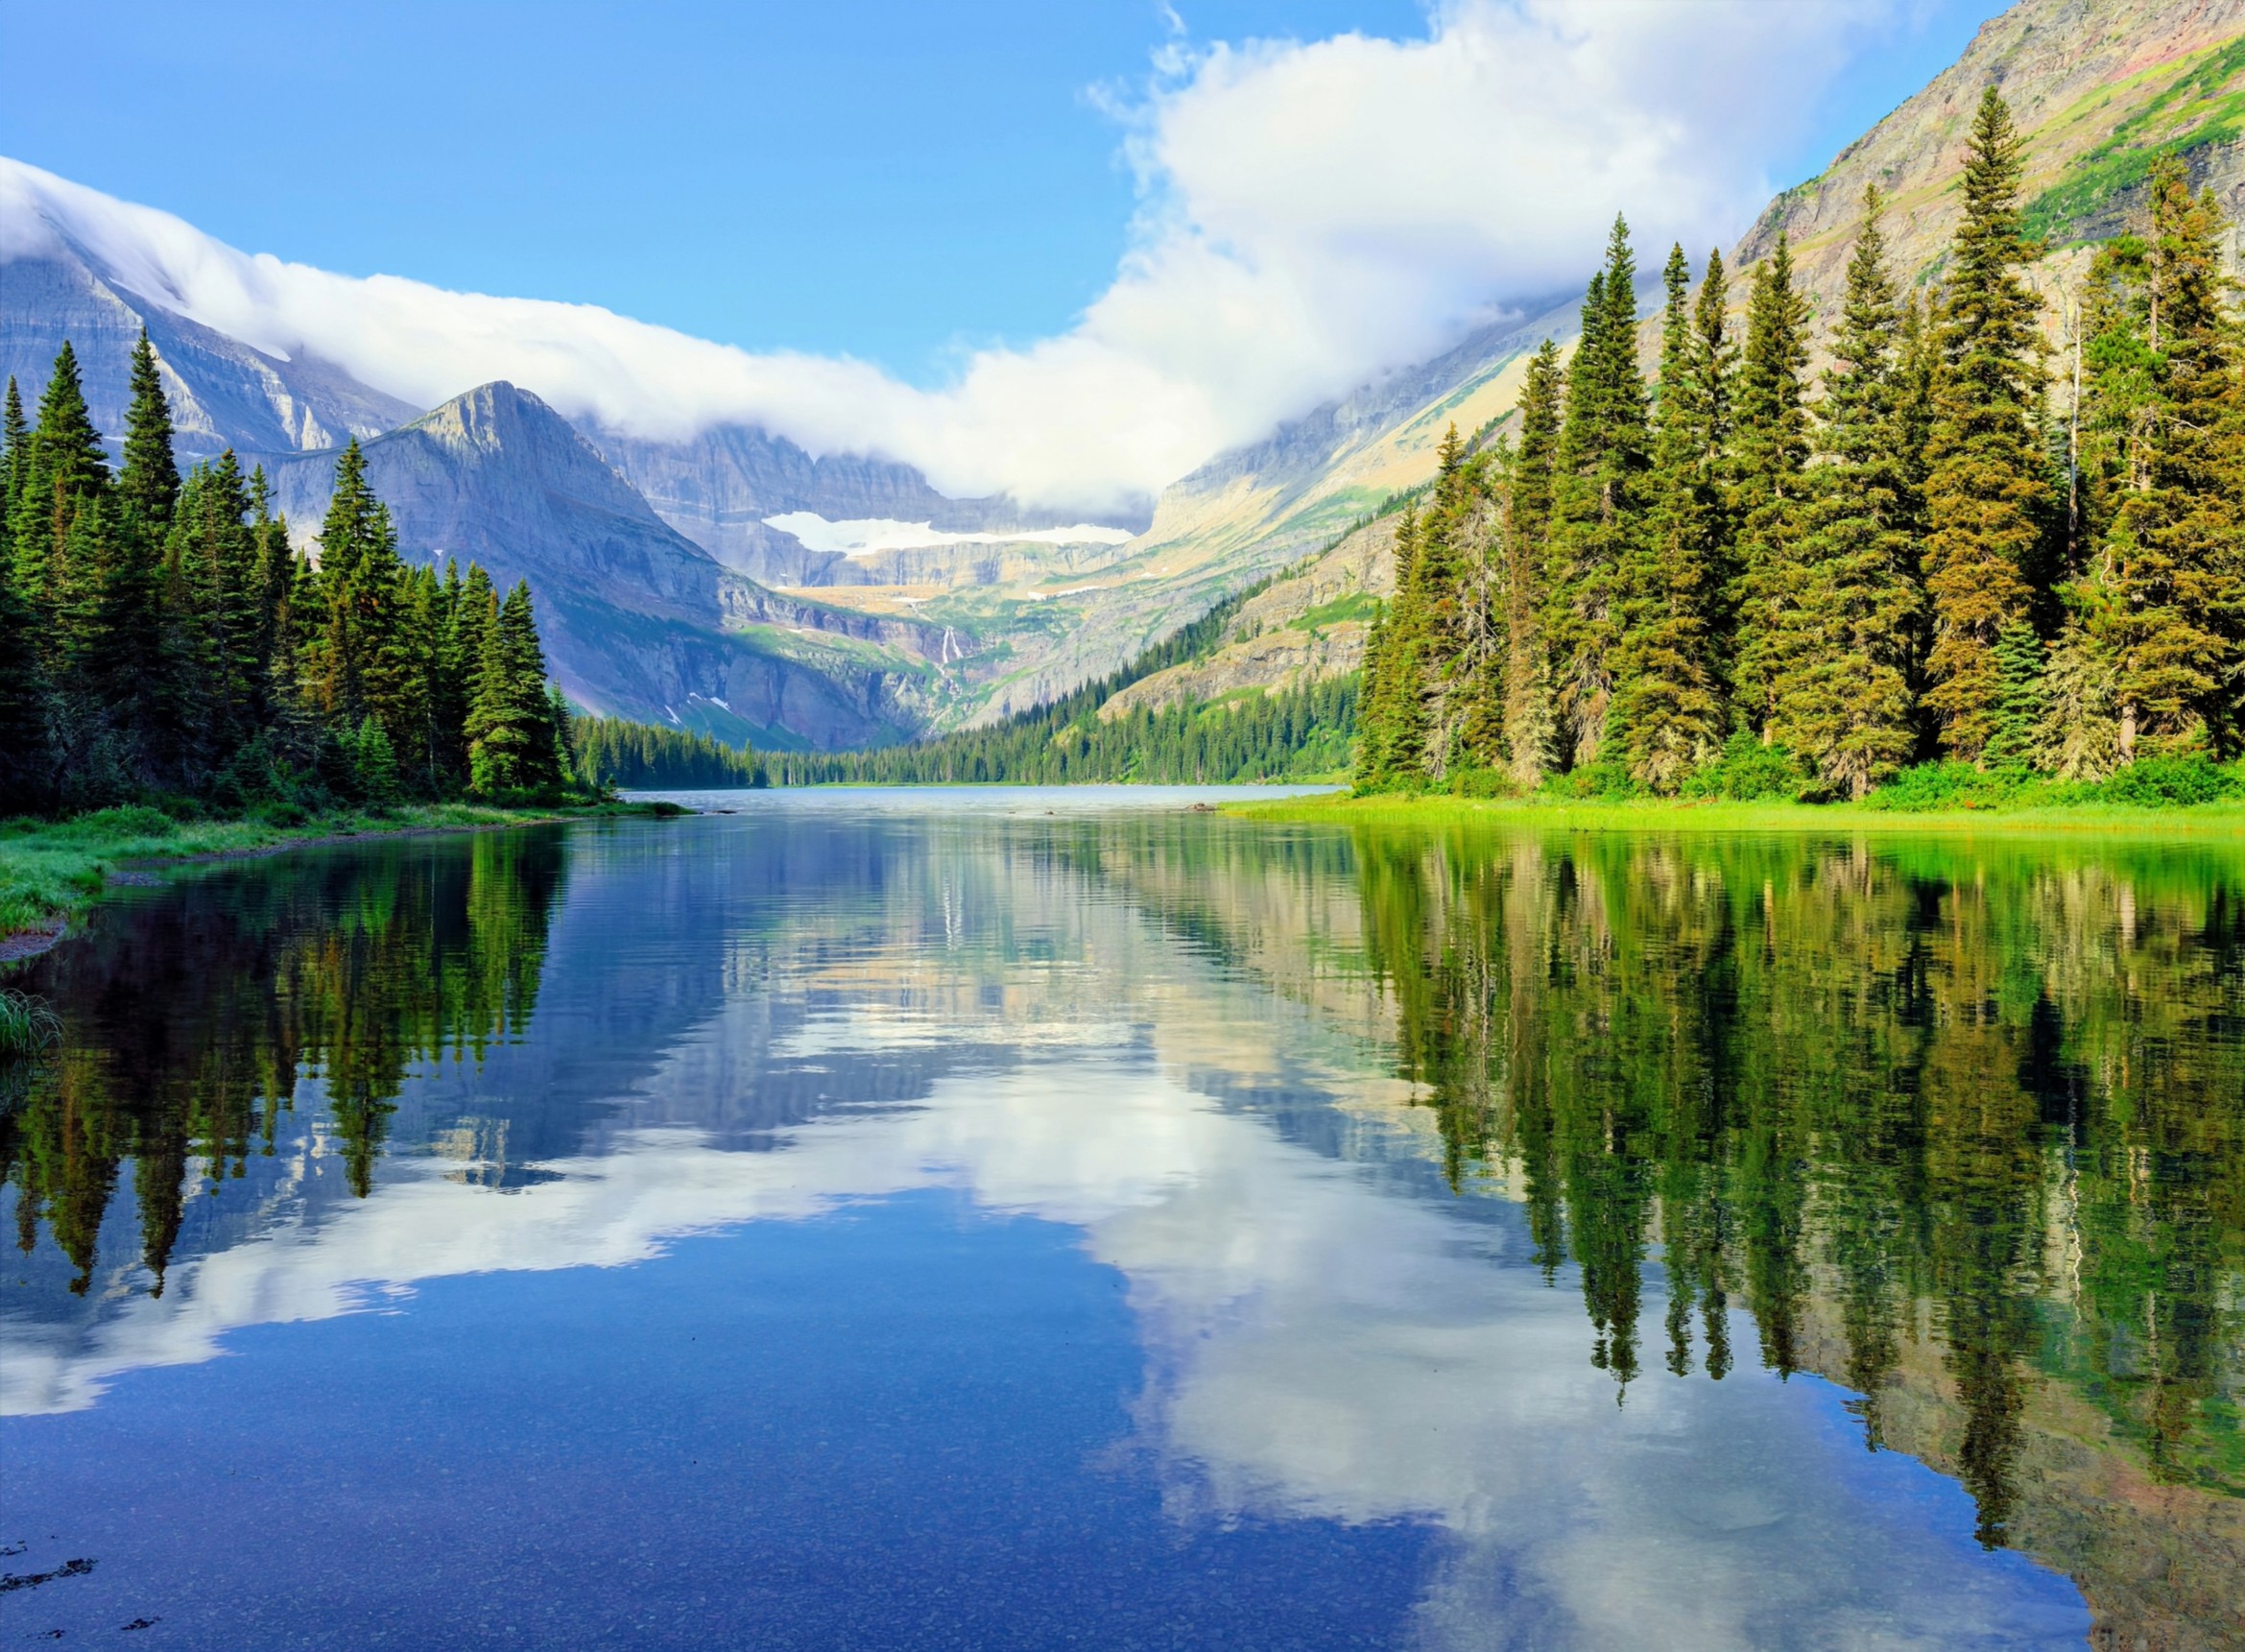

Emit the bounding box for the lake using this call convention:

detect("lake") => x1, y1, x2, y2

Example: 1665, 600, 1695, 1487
4, 788, 2240, 1649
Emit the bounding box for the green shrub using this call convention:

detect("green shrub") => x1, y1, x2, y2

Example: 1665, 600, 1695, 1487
1446, 764, 1517, 800
258, 799, 311, 828
1546, 757, 1641, 801
2091, 754, 2240, 807
1681, 734, 1810, 802
71, 805, 179, 841
1863, 761, 2040, 811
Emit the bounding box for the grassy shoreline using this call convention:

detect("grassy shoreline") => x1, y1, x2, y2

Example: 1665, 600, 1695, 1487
0, 801, 668, 960
1226, 789, 2245, 838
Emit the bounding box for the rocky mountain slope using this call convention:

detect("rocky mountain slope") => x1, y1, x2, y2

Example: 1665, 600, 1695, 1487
592, 420, 1144, 585
259, 383, 975, 748
1740, 0, 2245, 308
1079, 0, 2245, 724
0, 251, 417, 465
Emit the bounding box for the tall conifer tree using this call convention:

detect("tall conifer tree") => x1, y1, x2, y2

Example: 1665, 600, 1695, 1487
1779, 188, 1923, 796
1921, 87, 2049, 761
1618, 244, 1726, 789
1545, 219, 1651, 768
1729, 232, 1813, 739
11, 344, 110, 647
119, 330, 180, 534
1502, 342, 1564, 785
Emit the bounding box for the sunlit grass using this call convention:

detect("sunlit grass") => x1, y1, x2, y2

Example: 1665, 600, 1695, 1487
0, 802, 619, 947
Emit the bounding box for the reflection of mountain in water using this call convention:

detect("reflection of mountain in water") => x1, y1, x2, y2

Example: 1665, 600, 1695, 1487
3, 809, 2240, 1646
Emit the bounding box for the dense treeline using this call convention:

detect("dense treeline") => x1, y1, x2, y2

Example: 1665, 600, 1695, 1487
767, 574, 1357, 785
0, 336, 724, 817
574, 716, 765, 789
1359, 90, 2245, 800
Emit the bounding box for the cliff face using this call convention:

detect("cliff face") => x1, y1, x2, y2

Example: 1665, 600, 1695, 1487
1100, 517, 1399, 718
0, 252, 417, 465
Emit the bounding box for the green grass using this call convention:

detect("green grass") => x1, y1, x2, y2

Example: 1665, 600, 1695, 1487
1293, 590, 1382, 633
0, 800, 659, 950
0, 987, 61, 1056
1229, 789, 2245, 838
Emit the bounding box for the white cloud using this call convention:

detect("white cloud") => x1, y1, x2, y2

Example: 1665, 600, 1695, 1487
1, 1, 1895, 513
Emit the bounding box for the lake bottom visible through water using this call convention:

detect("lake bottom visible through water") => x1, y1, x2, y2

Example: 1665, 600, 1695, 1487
3, 787, 2239, 1649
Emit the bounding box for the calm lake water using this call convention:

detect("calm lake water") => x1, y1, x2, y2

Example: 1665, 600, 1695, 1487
4, 788, 2241, 1649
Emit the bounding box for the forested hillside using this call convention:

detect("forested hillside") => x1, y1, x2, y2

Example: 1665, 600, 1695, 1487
1357, 93, 2244, 802
766, 577, 1356, 785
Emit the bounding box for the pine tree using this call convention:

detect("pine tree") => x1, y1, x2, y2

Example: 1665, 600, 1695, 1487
1921, 87, 2049, 761
248, 467, 297, 729
467, 581, 560, 796
2096, 156, 2244, 755
0, 377, 46, 810
1502, 341, 1564, 786
11, 344, 110, 646
52, 492, 156, 800
1617, 243, 1726, 790
1778, 188, 1923, 797
1984, 619, 2049, 766
1356, 507, 1432, 787
298, 439, 424, 762
1730, 232, 1813, 740
118, 330, 180, 535
0, 376, 29, 520
1545, 218, 1652, 769
0, 527, 48, 813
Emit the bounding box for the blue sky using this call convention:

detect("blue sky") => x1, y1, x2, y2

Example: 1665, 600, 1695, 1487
5, 0, 2012, 385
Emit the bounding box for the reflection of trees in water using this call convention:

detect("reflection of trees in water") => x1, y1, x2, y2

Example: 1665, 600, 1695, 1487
1, 830, 565, 1296
1354, 829, 2245, 1538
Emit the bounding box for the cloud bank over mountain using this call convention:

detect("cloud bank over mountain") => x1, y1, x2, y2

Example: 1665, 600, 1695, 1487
0, 1, 1895, 513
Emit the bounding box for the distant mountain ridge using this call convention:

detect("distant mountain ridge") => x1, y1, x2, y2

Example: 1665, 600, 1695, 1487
0, 252, 417, 464
257, 382, 976, 749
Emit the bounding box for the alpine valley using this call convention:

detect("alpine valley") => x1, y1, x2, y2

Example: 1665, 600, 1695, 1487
3, 0, 2241, 754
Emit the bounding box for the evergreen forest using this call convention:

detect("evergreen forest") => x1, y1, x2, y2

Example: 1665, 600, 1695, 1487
0, 333, 715, 815
573, 717, 765, 789
1356, 91, 2245, 801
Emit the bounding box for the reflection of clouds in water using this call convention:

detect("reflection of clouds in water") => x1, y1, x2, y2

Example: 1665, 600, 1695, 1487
3, 1027, 2087, 1648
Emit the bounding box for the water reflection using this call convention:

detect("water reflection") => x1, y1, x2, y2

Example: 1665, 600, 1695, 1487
3, 828, 564, 1298
2, 799, 2240, 1648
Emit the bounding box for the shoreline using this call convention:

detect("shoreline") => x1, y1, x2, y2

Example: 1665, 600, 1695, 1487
1224, 790, 2245, 839
0, 802, 672, 964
